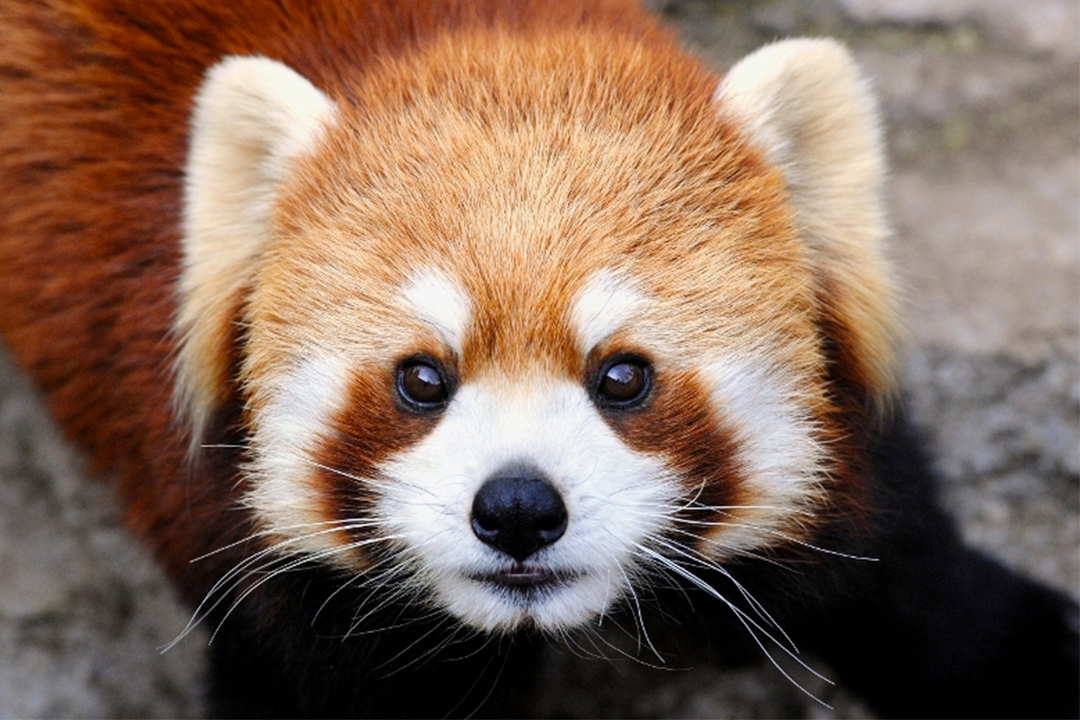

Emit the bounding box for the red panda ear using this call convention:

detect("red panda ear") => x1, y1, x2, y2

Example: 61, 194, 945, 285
176, 56, 338, 443
714, 39, 898, 399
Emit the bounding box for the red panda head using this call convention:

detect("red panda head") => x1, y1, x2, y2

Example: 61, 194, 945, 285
175, 32, 896, 633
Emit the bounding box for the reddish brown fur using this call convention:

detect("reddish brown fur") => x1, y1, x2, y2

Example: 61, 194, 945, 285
604, 366, 754, 524
313, 363, 449, 551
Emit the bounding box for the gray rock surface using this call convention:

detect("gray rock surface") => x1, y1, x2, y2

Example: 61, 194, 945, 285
0, 1, 1076, 717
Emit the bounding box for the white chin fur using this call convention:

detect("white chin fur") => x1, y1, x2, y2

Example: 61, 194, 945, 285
377, 377, 677, 633
435, 567, 622, 634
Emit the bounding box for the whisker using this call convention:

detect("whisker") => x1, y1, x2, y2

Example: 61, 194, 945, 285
372, 613, 462, 675
633, 543, 833, 708
447, 638, 507, 720
195, 521, 385, 608
207, 534, 404, 645
312, 553, 412, 629
672, 517, 878, 562
189, 518, 391, 563
645, 535, 794, 648
346, 566, 427, 636
165, 528, 400, 651
299, 458, 390, 489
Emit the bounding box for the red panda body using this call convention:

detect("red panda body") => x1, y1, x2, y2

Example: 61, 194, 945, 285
0, 1, 1076, 717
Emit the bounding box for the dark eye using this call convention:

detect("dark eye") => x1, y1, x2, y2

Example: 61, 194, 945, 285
397, 358, 451, 410
595, 356, 651, 408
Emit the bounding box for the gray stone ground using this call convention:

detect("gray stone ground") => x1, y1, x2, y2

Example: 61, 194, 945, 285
0, 1, 1076, 717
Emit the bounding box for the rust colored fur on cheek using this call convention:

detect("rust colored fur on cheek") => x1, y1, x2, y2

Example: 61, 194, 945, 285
817, 271, 883, 402
309, 364, 441, 551
603, 368, 752, 535
815, 317, 880, 530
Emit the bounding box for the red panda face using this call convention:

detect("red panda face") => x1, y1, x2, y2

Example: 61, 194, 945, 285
243, 262, 826, 633
177, 33, 896, 633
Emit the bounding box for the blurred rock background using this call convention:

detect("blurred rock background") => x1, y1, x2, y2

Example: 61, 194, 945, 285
0, 0, 1076, 717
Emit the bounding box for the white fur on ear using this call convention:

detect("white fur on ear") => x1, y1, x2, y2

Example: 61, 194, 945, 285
176, 55, 338, 442
715, 39, 898, 396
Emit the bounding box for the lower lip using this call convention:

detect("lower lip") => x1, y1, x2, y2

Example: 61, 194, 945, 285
473, 566, 575, 590
495, 568, 556, 587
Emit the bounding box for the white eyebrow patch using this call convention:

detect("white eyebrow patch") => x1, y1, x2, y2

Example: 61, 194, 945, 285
570, 269, 648, 351
399, 268, 473, 354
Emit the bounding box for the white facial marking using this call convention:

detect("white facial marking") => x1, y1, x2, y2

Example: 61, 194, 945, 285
571, 269, 648, 352
400, 268, 472, 355
246, 354, 352, 552
377, 376, 678, 633
703, 356, 826, 553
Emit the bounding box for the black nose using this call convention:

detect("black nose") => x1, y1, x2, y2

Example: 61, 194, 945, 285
471, 471, 568, 561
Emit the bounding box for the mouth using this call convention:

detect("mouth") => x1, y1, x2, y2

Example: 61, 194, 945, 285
439, 563, 615, 632
470, 564, 580, 595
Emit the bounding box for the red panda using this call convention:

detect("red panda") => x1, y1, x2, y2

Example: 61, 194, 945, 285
0, 0, 1076, 717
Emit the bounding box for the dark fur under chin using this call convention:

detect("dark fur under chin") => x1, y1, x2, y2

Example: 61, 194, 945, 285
198, 404, 1080, 719
204, 583, 541, 719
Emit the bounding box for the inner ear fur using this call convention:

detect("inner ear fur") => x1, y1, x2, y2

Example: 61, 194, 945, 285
715, 38, 898, 399
176, 55, 338, 443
